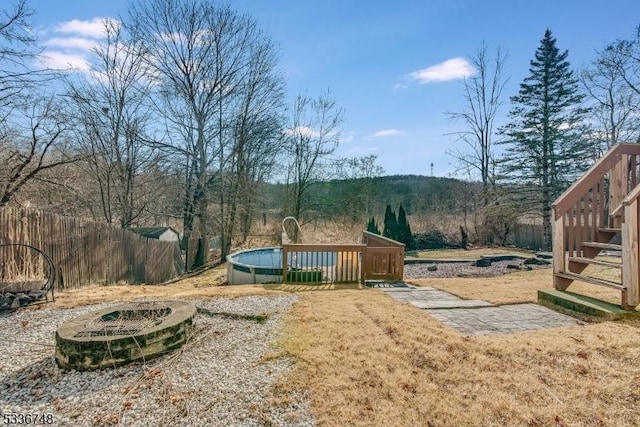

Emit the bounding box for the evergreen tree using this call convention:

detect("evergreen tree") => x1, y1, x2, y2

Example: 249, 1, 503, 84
366, 216, 380, 235
397, 203, 415, 249
382, 204, 399, 240
498, 29, 590, 250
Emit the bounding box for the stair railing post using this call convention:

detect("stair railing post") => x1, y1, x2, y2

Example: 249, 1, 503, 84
610, 154, 629, 228
553, 207, 570, 290
622, 200, 640, 308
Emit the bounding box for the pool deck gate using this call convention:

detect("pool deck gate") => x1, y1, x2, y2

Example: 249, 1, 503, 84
282, 231, 404, 285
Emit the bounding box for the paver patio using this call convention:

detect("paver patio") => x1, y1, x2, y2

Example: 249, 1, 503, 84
383, 286, 578, 335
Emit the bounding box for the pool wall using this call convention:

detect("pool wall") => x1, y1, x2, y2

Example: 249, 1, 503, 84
226, 247, 284, 285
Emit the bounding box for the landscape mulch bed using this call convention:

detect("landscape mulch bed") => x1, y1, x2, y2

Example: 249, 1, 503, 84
404, 259, 550, 279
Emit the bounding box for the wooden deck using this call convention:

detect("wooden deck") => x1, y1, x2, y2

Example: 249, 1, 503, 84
282, 231, 405, 285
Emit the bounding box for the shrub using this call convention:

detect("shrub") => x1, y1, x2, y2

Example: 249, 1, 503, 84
366, 217, 380, 235
397, 204, 415, 250
413, 230, 449, 250
382, 204, 399, 240
480, 204, 521, 246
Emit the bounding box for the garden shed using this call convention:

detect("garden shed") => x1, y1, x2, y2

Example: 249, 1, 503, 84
131, 227, 180, 242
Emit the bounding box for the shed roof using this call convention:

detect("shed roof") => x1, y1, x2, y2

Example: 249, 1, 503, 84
130, 226, 179, 239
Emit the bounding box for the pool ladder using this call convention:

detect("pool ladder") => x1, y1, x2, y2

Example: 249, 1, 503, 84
282, 216, 302, 244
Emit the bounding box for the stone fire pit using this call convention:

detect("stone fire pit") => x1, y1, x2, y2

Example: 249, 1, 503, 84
55, 300, 196, 370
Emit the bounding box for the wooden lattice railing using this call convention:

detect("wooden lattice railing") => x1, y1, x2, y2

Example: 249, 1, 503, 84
552, 143, 640, 308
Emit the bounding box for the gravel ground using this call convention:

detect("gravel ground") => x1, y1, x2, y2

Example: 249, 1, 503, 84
0, 295, 313, 427
404, 259, 551, 279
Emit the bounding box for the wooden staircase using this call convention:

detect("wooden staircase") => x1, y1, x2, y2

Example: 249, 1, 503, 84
553, 143, 640, 309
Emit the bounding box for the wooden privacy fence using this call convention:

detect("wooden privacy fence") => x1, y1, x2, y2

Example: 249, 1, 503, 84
0, 207, 184, 291
511, 223, 545, 250
281, 231, 404, 285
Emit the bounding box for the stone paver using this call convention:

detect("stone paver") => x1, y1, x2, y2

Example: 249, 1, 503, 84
383, 286, 578, 335
410, 300, 493, 309
385, 286, 461, 302
427, 304, 577, 335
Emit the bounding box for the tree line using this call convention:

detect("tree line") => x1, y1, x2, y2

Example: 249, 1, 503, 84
0, 0, 381, 265
3, 0, 640, 257
449, 27, 640, 250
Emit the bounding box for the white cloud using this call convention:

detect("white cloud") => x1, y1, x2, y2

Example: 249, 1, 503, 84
283, 126, 320, 138
158, 31, 187, 45
45, 37, 97, 51
393, 83, 408, 91
342, 135, 354, 143
40, 17, 125, 75
409, 57, 476, 83
55, 18, 116, 38
341, 131, 356, 143
40, 51, 90, 71
370, 129, 402, 138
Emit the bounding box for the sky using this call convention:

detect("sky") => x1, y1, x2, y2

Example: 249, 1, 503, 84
27, 0, 640, 178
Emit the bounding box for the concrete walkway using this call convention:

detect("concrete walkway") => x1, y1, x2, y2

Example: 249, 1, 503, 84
383, 286, 578, 335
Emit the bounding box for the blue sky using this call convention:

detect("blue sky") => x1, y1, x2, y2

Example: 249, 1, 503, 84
29, 0, 640, 177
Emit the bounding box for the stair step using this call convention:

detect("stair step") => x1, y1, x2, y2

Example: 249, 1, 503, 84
581, 242, 622, 251
568, 257, 622, 269
556, 271, 625, 290
597, 227, 621, 234
539, 289, 640, 320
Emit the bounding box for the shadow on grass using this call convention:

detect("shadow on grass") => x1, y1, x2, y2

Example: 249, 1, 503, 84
263, 283, 364, 292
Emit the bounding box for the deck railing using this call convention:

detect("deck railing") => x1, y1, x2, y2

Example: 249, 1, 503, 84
361, 231, 405, 281
281, 244, 365, 284
281, 231, 405, 285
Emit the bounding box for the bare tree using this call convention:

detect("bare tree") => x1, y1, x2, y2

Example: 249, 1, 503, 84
128, 0, 249, 263
333, 155, 384, 222
285, 93, 344, 228
128, 0, 285, 263
0, 0, 38, 114
0, 1, 77, 206
608, 26, 640, 98
217, 29, 285, 255
447, 42, 508, 206
0, 96, 77, 206
582, 42, 640, 152
67, 19, 161, 227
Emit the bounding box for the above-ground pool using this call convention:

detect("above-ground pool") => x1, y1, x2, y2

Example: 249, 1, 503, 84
226, 247, 339, 285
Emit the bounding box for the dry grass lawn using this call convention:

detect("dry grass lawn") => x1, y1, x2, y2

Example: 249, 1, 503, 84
43, 255, 640, 426
279, 290, 640, 426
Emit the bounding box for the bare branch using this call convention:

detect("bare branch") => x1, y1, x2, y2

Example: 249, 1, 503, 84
446, 42, 508, 205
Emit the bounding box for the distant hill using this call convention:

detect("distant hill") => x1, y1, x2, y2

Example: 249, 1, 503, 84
263, 174, 481, 220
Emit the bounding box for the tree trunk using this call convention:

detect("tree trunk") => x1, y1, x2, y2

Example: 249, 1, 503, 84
542, 188, 552, 251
